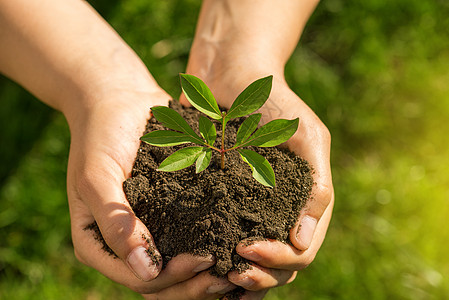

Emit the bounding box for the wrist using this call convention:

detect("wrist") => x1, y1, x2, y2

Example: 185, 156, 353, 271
189, 0, 318, 79
62, 68, 170, 134
189, 37, 286, 76
59, 45, 170, 126
185, 41, 287, 108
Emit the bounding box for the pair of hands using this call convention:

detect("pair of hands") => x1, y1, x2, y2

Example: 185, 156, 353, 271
1, 0, 333, 298
68, 63, 333, 300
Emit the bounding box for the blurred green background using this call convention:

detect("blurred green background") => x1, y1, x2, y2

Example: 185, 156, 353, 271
1, 0, 448, 299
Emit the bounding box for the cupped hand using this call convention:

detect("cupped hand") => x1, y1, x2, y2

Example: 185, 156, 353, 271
65, 87, 235, 298
180, 70, 334, 299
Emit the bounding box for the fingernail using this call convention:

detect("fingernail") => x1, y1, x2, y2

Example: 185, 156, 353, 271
207, 281, 235, 294
234, 276, 255, 288
193, 256, 215, 272
297, 216, 317, 249
239, 250, 262, 262
127, 246, 159, 281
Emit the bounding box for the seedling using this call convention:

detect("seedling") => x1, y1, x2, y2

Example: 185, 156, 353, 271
140, 74, 299, 188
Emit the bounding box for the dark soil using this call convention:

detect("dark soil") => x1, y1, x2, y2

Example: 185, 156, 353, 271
89, 100, 313, 299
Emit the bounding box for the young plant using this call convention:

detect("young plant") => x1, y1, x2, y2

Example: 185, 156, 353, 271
140, 74, 299, 188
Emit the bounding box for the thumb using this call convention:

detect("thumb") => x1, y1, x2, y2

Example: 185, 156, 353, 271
75, 167, 162, 282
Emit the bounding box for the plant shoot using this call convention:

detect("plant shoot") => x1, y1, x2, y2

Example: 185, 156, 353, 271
140, 74, 299, 187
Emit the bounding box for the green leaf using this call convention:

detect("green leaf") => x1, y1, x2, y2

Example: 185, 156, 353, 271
180, 74, 222, 120
225, 75, 273, 120
151, 106, 204, 144
158, 146, 204, 172
241, 118, 299, 147
196, 148, 212, 173
198, 116, 217, 146
238, 149, 276, 188
140, 130, 196, 147
235, 113, 262, 146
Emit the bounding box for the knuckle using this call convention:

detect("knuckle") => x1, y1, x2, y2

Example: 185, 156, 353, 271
169, 270, 192, 284
101, 215, 136, 256
306, 121, 331, 144
127, 282, 159, 295
244, 276, 266, 291
297, 253, 316, 270
73, 249, 88, 266
75, 168, 102, 199
319, 123, 331, 142
270, 269, 297, 288
246, 267, 284, 291
314, 121, 331, 143
76, 167, 97, 190
314, 182, 333, 209
185, 291, 201, 300
75, 164, 119, 198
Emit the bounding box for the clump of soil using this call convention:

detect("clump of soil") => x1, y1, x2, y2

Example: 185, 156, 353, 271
87, 100, 313, 299
123, 101, 313, 277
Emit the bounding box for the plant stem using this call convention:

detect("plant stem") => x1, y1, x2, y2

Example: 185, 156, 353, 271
221, 151, 225, 169
224, 145, 239, 153
220, 115, 227, 169
207, 145, 221, 152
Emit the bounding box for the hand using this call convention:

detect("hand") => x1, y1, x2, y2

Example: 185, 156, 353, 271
66, 88, 237, 298
142, 270, 236, 300
180, 66, 334, 299
1, 0, 238, 298
228, 77, 333, 300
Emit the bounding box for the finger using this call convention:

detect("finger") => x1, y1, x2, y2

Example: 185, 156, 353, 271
286, 105, 333, 251
228, 263, 296, 291
67, 90, 173, 290
258, 83, 333, 251
69, 155, 216, 293
66, 99, 167, 282
72, 211, 216, 294
71, 209, 156, 293
290, 192, 334, 252
223, 289, 269, 300
236, 199, 333, 271
236, 240, 303, 271
72, 162, 162, 282
144, 271, 237, 300
143, 254, 216, 292
179, 90, 191, 107
154, 253, 216, 291
255, 81, 333, 253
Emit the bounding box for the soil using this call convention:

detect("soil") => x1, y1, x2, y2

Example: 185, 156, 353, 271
89, 100, 313, 299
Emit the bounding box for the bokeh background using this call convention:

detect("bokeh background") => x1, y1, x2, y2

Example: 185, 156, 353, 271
1, 0, 448, 299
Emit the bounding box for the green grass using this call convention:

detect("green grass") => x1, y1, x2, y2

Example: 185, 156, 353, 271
1, 0, 449, 299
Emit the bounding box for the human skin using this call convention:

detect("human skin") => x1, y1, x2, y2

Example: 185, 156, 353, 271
0, 0, 333, 299
0, 0, 233, 298
179, 1, 334, 298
